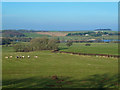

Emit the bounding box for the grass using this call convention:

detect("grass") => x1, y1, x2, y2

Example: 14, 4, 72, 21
59, 43, 118, 55
24, 32, 51, 38
2, 46, 118, 88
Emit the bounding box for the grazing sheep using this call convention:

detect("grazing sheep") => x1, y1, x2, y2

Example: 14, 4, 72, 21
96, 55, 99, 57
28, 55, 30, 58
9, 56, 12, 58
16, 56, 19, 58
34, 56, 38, 58
5, 56, 8, 59
22, 56, 25, 58
19, 56, 22, 58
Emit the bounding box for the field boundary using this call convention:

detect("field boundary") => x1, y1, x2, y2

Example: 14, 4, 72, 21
52, 50, 120, 58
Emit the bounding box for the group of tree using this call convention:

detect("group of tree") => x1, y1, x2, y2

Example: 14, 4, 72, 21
2, 29, 49, 34
11, 37, 32, 42
1, 38, 13, 45
66, 41, 73, 47
94, 29, 111, 31
14, 37, 59, 52
2, 30, 26, 37
66, 31, 119, 37
14, 43, 32, 52
1, 37, 32, 46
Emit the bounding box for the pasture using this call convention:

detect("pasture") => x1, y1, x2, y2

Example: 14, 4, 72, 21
24, 33, 51, 38
24, 31, 118, 40
59, 43, 118, 55
2, 46, 118, 88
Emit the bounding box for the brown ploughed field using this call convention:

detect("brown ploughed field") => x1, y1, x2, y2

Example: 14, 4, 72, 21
36, 32, 68, 36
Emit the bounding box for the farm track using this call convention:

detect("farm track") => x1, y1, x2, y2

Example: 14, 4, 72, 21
52, 50, 120, 58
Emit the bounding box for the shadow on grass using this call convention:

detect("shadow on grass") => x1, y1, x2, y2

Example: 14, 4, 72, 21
58, 47, 68, 51
2, 74, 119, 88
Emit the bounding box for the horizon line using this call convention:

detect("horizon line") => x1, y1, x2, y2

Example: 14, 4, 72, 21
2, 0, 120, 2
1, 29, 117, 32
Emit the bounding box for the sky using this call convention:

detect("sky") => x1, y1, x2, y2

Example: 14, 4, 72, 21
2, 2, 118, 31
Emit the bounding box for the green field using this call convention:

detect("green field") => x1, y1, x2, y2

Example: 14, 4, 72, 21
24, 33, 51, 38
2, 46, 118, 88
23, 32, 118, 40
59, 43, 118, 55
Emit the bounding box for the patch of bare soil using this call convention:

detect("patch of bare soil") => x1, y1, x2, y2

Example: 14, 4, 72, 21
36, 32, 68, 36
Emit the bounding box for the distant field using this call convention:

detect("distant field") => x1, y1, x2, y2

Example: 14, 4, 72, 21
2, 47, 118, 88
36, 32, 68, 36
24, 33, 51, 38
55, 35, 118, 40
24, 31, 118, 40
57, 30, 118, 33
59, 43, 118, 55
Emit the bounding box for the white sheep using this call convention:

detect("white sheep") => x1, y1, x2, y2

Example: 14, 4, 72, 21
34, 56, 38, 58
9, 56, 13, 58
5, 56, 8, 59
28, 55, 30, 58
96, 55, 99, 57
22, 56, 25, 58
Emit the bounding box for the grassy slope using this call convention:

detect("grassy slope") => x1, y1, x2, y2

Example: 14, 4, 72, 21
2, 47, 118, 88
24, 33, 51, 38
59, 43, 118, 55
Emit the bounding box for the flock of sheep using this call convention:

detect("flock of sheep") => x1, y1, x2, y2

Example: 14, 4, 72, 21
4, 55, 38, 59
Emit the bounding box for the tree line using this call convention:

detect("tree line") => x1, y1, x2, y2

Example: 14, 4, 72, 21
66, 31, 119, 37
2, 30, 26, 37
1, 37, 32, 45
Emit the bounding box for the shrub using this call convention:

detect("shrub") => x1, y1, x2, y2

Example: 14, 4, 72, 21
85, 44, 91, 46
66, 41, 73, 47
30, 37, 59, 50
14, 43, 32, 52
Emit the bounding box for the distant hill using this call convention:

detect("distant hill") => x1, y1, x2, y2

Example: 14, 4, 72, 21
94, 29, 112, 31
